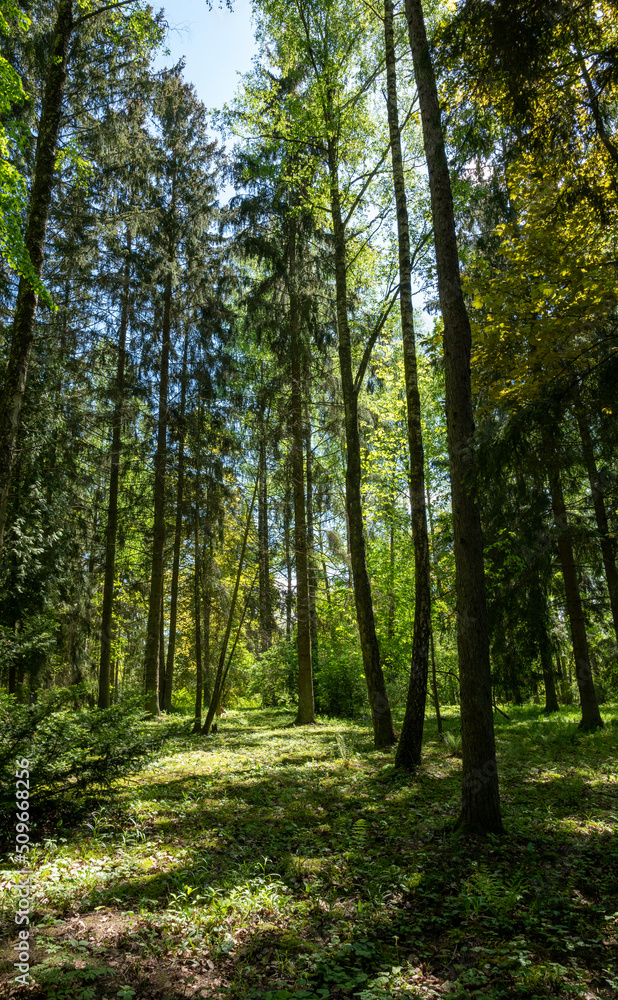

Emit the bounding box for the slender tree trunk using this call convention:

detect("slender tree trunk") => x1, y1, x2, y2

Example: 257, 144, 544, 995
386, 513, 395, 666
540, 630, 559, 713
289, 213, 315, 725
163, 329, 189, 712
573, 397, 618, 645
405, 0, 502, 830
317, 491, 331, 608
0, 0, 74, 561
99, 231, 131, 709
326, 117, 396, 749
193, 436, 203, 732
202, 540, 213, 709
426, 476, 445, 729
543, 428, 603, 729
202, 474, 259, 735
304, 400, 318, 664
284, 478, 293, 641
144, 271, 172, 715
384, 0, 432, 769
305, 379, 319, 667
429, 628, 442, 733
258, 429, 274, 652
158, 586, 165, 709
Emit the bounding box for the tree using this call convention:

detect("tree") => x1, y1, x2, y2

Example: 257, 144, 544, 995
383, 0, 432, 769
404, 0, 502, 831
143, 68, 220, 715
0, 0, 162, 563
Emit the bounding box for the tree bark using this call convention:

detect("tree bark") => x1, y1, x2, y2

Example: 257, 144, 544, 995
158, 586, 165, 710
202, 539, 213, 709
163, 328, 189, 712
573, 396, 618, 646
384, 0, 432, 769
193, 432, 203, 732
305, 378, 319, 668
144, 271, 172, 715
0, 0, 74, 561
405, 0, 502, 830
258, 429, 274, 652
543, 428, 603, 729
540, 626, 559, 713
284, 476, 293, 641
289, 213, 315, 725
326, 107, 396, 749
99, 230, 131, 709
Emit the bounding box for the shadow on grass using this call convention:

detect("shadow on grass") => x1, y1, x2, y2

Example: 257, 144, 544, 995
1, 704, 617, 999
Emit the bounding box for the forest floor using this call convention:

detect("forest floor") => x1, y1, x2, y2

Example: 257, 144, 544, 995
1, 704, 617, 1000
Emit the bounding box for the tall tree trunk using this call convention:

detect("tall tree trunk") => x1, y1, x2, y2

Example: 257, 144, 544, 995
99, 230, 131, 709
284, 477, 293, 641
158, 586, 165, 709
405, 0, 502, 831
426, 477, 444, 731
539, 624, 559, 714
573, 396, 618, 646
258, 429, 274, 652
384, 0, 432, 769
304, 385, 319, 671
289, 213, 315, 725
193, 432, 203, 732
386, 512, 396, 667
202, 538, 213, 709
429, 628, 443, 734
163, 328, 189, 712
0, 0, 74, 561
144, 272, 172, 715
326, 112, 396, 749
317, 490, 331, 608
202, 474, 259, 735
543, 428, 603, 729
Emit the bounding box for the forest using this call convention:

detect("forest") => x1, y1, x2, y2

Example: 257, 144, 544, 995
0, 0, 617, 997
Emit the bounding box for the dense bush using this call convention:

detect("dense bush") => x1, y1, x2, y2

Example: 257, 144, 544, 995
0, 688, 179, 850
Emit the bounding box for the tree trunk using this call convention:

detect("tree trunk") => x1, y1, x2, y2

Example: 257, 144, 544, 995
289, 213, 315, 725
543, 428, 603, 729
202, 474, 259, 735
158, 586, 165, 710
405, 0, 502, 832
326, 116, 396, 749
317, 490, 331, 608
429, 627, 443, 734
258, 430, 274, 652
305, 380, 319, 668
384, 0, 432, 769
144, 271, 172, 715
573, 396, 618, 646
540, 631, 559, 713
386, 512, 395, 667
193, 438, 203, 732
0, 0, 74, 562
163, 328, 189, 712
284, 477, 293, 641
99, 229, 131, 709
202, 540, 213, 709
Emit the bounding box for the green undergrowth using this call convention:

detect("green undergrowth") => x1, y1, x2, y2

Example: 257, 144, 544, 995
1, 704, 617, 999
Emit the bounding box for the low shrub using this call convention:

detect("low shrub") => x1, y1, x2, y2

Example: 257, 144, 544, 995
0, 688, 177, 850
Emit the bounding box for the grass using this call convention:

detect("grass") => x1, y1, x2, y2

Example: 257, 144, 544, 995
0, 703, 617, 999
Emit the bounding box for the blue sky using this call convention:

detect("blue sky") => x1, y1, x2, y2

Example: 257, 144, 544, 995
154, 0, 257, 115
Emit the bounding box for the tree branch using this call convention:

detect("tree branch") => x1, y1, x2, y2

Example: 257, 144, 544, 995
353, 280, 400, 394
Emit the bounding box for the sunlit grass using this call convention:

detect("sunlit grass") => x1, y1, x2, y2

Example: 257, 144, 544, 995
0, 703, 616, 998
